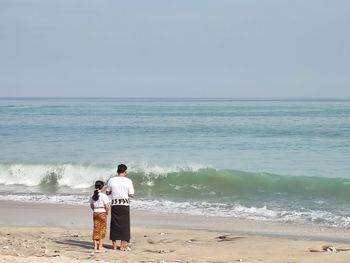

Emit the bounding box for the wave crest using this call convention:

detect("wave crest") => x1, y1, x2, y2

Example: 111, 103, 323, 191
1, 163, 350, 201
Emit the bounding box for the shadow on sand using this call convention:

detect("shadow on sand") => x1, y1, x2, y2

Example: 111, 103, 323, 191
55, 239, 114, 250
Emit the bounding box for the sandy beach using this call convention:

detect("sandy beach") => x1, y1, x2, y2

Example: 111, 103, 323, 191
1, 201, 350, 262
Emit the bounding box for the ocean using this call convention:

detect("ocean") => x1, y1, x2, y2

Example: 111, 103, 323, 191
0, 98, 350, 227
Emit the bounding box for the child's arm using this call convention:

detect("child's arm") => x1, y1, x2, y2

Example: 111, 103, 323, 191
103, 194, 110, 215
89, 196, 94, 211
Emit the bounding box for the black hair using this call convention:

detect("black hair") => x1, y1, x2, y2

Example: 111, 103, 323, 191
117, 164, 127, 174
92, 180, 104, 201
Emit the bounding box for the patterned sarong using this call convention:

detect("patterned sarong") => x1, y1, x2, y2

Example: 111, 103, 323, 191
93, 212, 107, 240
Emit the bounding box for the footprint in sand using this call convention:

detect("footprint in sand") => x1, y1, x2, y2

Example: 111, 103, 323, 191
147, 239, 177, 244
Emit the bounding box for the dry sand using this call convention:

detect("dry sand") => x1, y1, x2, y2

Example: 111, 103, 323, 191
1, 201, 350, 262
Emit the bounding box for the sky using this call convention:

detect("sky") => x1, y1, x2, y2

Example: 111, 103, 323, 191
0, 0, 349, 98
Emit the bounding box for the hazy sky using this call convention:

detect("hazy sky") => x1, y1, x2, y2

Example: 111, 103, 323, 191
0, 0, 349, 97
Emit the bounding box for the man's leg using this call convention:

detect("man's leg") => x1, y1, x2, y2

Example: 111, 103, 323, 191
112, 240, 117, 250
120, 240, 127, 251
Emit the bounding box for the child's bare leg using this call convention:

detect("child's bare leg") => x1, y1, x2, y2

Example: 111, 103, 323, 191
93, 240, 98, 251
98, 239, 105, 252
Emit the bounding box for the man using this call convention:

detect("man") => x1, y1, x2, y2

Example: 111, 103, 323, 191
107, 164, 135, 251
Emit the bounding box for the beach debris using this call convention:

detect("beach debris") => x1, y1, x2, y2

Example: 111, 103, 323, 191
126, 246, 132, 251
323, 246, 337, 252
334, 247, 350, 252
308, 245, 350, 253
2, 246, 9, 250
159, 232, 166, 236
216, 235, 246, 242
70, 234, 80, 237
238, 259, 243, 262
187, 239, 193, 243
159, 249, 173, 254
144, 249, 174, 254
309, 248, 326, 252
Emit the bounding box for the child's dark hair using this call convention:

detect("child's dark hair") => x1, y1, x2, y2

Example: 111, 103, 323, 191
117, 164, 127, 174
92, 180, 104, 201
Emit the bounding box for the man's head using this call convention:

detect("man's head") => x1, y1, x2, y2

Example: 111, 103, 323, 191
117, 164, 128, 176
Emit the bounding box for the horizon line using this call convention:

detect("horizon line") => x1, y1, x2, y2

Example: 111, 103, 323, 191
0, 96, 350, 101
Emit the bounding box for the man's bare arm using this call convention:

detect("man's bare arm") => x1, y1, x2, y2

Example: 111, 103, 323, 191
104, 204, 110, 215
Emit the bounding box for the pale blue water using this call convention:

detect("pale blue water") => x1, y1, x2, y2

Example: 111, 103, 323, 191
1, 98, 350, 227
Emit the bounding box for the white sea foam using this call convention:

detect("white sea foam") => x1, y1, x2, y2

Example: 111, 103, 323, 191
131, 162, 210, 177
0, 193, 89, 205
0, 162, 211, 188
0, 193, 349, 227
0, 163, 113, 188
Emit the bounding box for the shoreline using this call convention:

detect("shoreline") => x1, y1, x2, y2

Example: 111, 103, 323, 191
1, 200, 350, 243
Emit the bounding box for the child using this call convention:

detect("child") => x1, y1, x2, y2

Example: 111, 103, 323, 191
89, 180, 110, 252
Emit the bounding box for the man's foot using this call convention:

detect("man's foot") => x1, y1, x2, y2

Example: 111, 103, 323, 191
120, 240, 127, 251
112, 241, 117, 250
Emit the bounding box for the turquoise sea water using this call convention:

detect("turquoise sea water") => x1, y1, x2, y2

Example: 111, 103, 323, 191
0, 98, 350, 227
